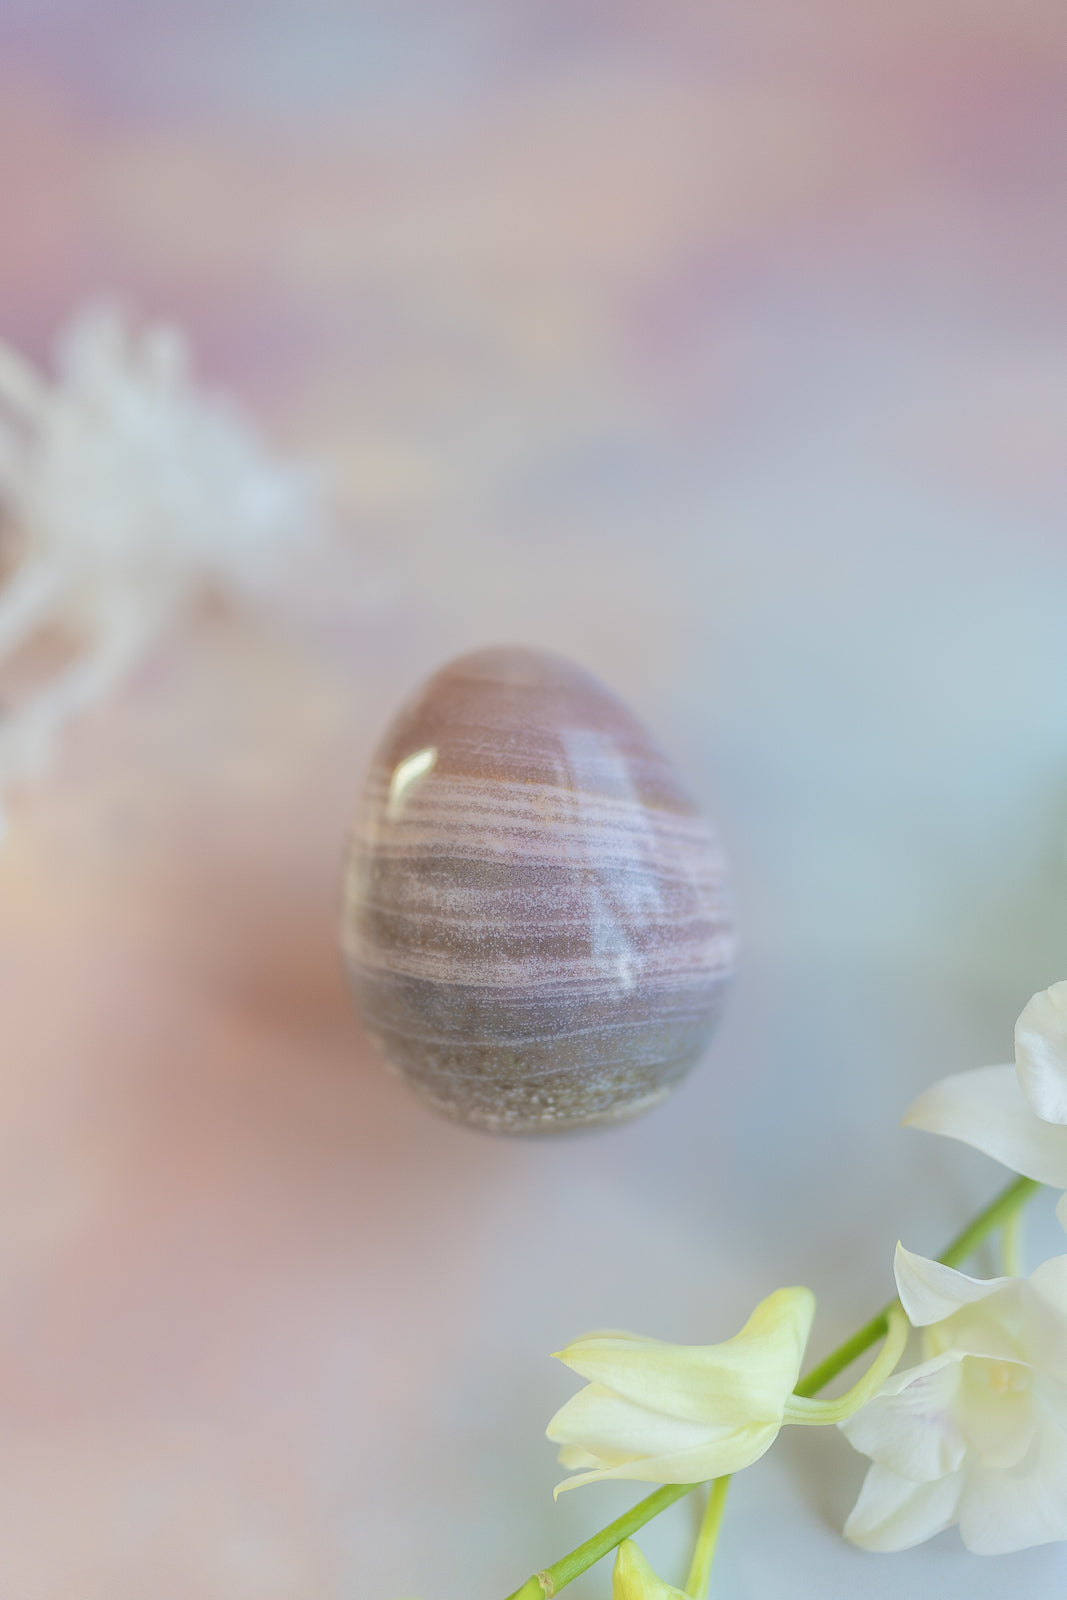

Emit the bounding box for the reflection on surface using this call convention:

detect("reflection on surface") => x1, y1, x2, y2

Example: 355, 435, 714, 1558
386, 746, 437, 822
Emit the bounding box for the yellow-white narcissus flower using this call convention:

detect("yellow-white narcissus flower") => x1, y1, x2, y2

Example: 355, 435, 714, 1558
611, 1539, 688, 1600
547, 1286, 816, 1493
840, 1242, 1067, 1554
906, 981, 1067, 1226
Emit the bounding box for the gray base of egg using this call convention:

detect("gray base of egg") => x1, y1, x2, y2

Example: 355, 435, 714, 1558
350, 970, 721, 1134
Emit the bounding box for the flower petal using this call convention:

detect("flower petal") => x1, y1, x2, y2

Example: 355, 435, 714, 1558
547, 1382, 732, 1469
1015, 982, 1067, 1125
555, 1443, 602, 1470
894, 1244, 1015, 1327
612, 1540, 688, 1600
957, 1358, 1036, 1469
957, 1411, 1067, 1553
553, 1423, 781, 1493
1020, 1255, 1067, 1385
1028, 1252, 1067, 1320
839, 1354, 966, 1482
904, 1065, 1067, 1186
843, 1462, 965, 1551
553, 1287, 815, 1428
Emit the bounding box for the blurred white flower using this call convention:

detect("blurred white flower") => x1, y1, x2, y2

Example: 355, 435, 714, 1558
905, 981, 1067, 1227
841, 1242, 1067, 1554
547, 1287, 816, 1493
611, 1539, 687, 1600
0, 303, 319, 831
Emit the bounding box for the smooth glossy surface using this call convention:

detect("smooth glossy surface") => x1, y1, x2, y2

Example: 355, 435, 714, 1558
341, 646, 735, 1132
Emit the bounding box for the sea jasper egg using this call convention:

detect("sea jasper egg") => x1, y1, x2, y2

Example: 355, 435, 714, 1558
341, 646, 735, 1133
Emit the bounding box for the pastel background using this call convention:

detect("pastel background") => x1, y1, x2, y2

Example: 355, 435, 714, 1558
1, 3, 1066, 1596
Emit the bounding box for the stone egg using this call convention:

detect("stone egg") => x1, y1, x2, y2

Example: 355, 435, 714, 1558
341, 646, 735, 1133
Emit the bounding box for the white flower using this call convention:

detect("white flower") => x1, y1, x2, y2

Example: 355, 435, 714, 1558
905, 981, 1067, 1227
3, 304, 315, 589
840, 1242, 1067, 1554
547, 1287, 817, 1493
0, 304, 319, 832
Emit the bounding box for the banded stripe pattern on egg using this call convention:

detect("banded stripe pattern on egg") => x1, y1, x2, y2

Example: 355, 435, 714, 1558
341, 647, 735, 1133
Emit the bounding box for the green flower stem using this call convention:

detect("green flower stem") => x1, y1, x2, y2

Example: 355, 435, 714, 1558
684, 1477, 730, 1600
939, 1173, 1040, 1268
790, 1306, 895, 1401
503, 1172, 1041, 1599
1001, 1207, 1026, 1278
784, 1305, 908, 1424
503, 1485, 698, 1600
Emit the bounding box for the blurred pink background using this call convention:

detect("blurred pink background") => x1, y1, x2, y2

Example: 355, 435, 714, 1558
1, 5, 1066, 1597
